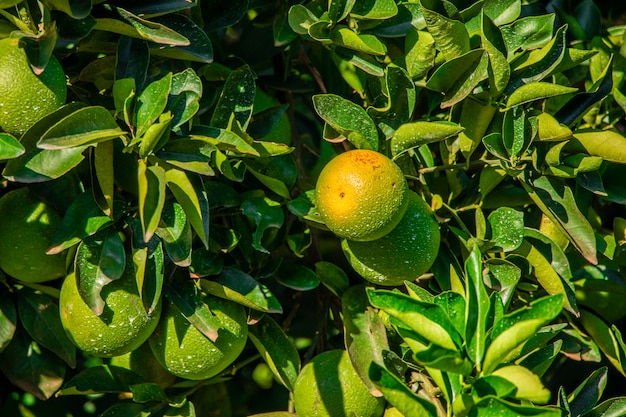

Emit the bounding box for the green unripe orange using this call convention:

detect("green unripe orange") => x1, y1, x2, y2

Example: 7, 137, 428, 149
59, 271, 162, 357
342, 191, 440, 286
0, 187, 67, 282
293, 349, 385, 417
315, 150, 409, 242
0, 38, 67, 136
149, 294, 248, 380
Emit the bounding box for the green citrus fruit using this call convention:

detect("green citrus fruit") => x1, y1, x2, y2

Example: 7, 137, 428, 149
315, 149, 409, 242
342, 191, 440, 286
110, 341, 176, 388
294, 349, 385, 417
59, 270, 162, 357
149, 294, 248, 380
0, 38, 67, 136
0, 187, 66, 282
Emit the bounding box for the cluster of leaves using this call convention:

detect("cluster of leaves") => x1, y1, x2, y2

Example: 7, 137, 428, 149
1, 0, 626, 416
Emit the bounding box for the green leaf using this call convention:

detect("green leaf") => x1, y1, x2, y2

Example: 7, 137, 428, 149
0, 291, 16, 354
99, 403, 148, 417
190, 125, 259, 156
465, 246, 490, 369
391, 121, 463, 157
420, 0, 470, 61
163, 277, 220, 342
520, 172, 597, 264
241, 196, 284, 254
488, 207, 524, 251
506, 25, 568, 94
168, 69, 203, 130
481, 12, 510, 96
329, 0, 355, 22
367, 288, 461, 351
331, 27, 386, 56
138, 161, 166, 242
129, 382, 168, 403
472, 396, 562, 416
18, 289, 76, 368
210, 65, 256, 130
491, 365, 551, 403
405, 30, 436, 79
75, 230, 127, 316
165, 167, 210, 248
202, 0, 248, 31
47, 189, 113, 255
368, 362, 437, 417
287, 4, 319, 35
343, 285, 390, 395
246, 164, 292, 199
312, 94, 379, 150
567, 367, 607, 417
485, 259, 521, 309
0, 326, 65, 400
425, 49, 489, 108
138, 112, 172, 158
136, 73, 172, 138
116, 38, 148, 90
156, 138, 215, 175
584, 397, 626, 417
506, 82, 578, 110
501, 14, 556, 53
2, 103, 89, 182
0, 133, 24, 160
350, 0, 398, 20
155, 200, 192, 267
579, 310, 626, 377
518, 340, 563, 378
536, 112, 573, 142
58, 364, 144, 395
248, 314, 301, 392
93, 140, 115, 216
370, 3, 426, 37
483, 0, 520, 25
367, 66, 416, 132
42, 0, 92, 18
502, 106, 534, 158
274, 261, 319, 291
568, 130, 626, 164
127, 219, 164, 316
483, 295, 563, 374
315, 261, 350, 298
97, 7, 189, 46
201, 267, 282, 313
150, 14, 213, 63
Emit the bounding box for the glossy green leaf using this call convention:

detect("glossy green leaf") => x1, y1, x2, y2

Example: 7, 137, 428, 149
210, 65, 256, 130
426, 49, 489, 108
465, 246, 490, 369
248, 314, 300, 392
536, 112, 573, 142
190, 125, 258, 156
481, 12, 510, 96
472, 396, 562, 416
137, 161, 166, 242
568, 130, 626, 164
202, 0, 248, 31
18, 289, 76, 368
334, 48, 385, 77
287, 4, 319, 35
506, 25, 567, 94
369, 362, 437, 417
47, 189, 113, 254
155, 200, 192, 267
485, 259, 521, 309
138, 112, 172, 158
246, 164, 291, 199
579, 310, 626, 377
506, 82, 578, 110
93, 140, 115, 216
420, 0, 470, 61
241, 196, 284, 254
165, 167, 210, 248
163, 278, 220, 342
76, 230, 127, 316
367, 66, 416, 132
150, 14, 213, 63
312, 94, 378, 150
136, 73, 172, 138
201, 267, 283, 313
96, 8, 189, 46
116, 38, 148, 91
367, 288, 461, 351
31, 106, 120, 150
520, 172, 597, 265
434, 291, 465, 337
274, 261, 319, 291
315, 261, 350, 298
129, 383, 168, 403
0, 133, 24, 160
483, 295, 563, 374
584, 397, 626, 417
488, 207, 524, 251
343, 285, 389, 395
502, 106, 533, 158
390, 121, 463, 157
483, 0, 520, 26
405, 30, 435, 79
567, 367, 607, 417
156, 138, 215, 175
458, 95, 497, 159
0, 326, 65, 400
491, 365, 551, 403
58, 364, 144, 395
0, 292, 16, 355
329, 0, 355, 22
350, 0, 397, 20
370, 3, 425, 37
331, 27, 386, 56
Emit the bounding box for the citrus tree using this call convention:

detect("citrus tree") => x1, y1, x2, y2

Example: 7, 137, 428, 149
1, 0, 626, 416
